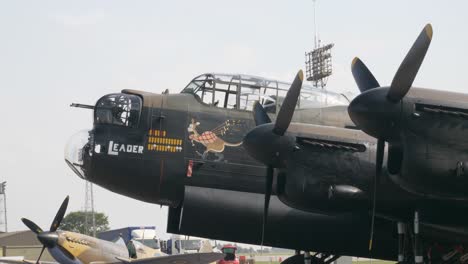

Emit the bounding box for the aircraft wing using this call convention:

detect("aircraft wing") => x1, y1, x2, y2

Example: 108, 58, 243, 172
23, 260, 57, 264
0, 257, 57, 264
115, 252, 225, 264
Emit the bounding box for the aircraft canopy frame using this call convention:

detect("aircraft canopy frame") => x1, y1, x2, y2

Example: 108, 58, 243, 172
181, 73, 350, 113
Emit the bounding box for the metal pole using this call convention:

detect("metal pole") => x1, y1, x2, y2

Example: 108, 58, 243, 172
313, 0, 316, 48
414, 211, 423, 264
91, 183, 96, 237
84, 181, 89, 235
0, 182, 7, 233
397, 222, 405, 263
304, 252, 311, 264
3, 192, 7, 232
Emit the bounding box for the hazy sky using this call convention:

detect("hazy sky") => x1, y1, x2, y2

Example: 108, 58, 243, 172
1, 0, 467, 239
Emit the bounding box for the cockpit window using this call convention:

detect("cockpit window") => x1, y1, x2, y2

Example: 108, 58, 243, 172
181, 73, 351, 112
95, 94, 142, 127
182, 75, 219, 106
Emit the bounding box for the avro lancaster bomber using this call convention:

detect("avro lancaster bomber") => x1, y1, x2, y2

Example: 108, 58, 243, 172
67, 24, 468, 264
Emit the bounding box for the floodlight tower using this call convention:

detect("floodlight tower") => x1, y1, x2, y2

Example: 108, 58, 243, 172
84, 181, 96, 237
0, 182, 7, 232
305, 0, 334, 90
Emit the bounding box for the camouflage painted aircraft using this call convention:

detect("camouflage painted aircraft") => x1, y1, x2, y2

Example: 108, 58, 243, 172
0, 197, 223, 264
66, 23, 468, 263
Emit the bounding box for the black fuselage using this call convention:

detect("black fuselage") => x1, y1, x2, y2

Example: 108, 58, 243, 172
67, 88, 468, 261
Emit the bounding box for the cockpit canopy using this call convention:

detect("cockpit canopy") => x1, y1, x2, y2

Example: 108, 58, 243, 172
95, 93, 142, 127
181, 73, 350, 113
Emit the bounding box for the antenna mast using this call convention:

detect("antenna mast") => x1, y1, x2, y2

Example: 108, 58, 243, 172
313, 0, 318, 48
84, 181, 96, 237
305, 0, 334, 90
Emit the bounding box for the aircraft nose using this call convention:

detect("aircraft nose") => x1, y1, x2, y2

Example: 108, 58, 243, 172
65, 129, 92, 179
38, 232, 59, 248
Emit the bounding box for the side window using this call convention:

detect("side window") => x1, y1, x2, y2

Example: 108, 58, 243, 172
194, 76, 239, 109
225, 85, 238, 109
299, 90, 326, 108
226, 77, 242, 109
95, 94, 142, 127
239, 86, 260, 111
214, 80, 237, 109
260, 85, 278, 114
213, 82, 227, 108
276, 88, 288, 111
190, 78, 215, 106
201, 79, 214, 105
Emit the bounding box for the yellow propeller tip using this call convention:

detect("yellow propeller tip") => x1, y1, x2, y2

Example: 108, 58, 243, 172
351, 57, 360, 67
298, 70, 304, 81
425, 24, 433, 40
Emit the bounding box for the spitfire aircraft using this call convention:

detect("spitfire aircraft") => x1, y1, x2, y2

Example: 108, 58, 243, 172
0, 197, 223, 264
66, 23, 468, 263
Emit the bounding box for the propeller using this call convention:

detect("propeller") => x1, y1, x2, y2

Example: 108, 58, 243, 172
22, 218, 43, 234
368, 138, 384, 251
388, 24, 433, 102
251, 102, 275, 247
273, 71, 304, 135
348, 24, 433, 251
253, 102, 271, 126
50, 196, 69, 232
21, 196, 69, 264
244, 70, 304, 166
261, 165, 274, 246
351, 57, 380, 93
243, 70, 304, 245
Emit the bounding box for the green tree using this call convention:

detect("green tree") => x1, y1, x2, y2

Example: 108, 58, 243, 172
60, 211, 110, 236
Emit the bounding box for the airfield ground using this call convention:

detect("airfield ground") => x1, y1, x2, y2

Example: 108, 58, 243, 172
256, 261, 393, 264
251, 254, 392, 264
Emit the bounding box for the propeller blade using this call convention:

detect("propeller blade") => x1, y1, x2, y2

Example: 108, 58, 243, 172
253, 101, 272, 125
36, 246, 46, 264
273, 70, 304, 136
50, 196, 69, 232
21, 218, 43, 234
261, 166, 274, 246
369, 138, 385, 251
388, 24, 433, 102
376, 138, 385, 180
351, 57, 380, 93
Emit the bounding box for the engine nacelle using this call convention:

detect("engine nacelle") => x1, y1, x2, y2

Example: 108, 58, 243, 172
276, 149, 371, 213
393, 130, 468, 200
